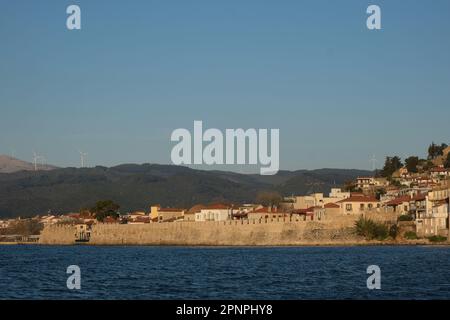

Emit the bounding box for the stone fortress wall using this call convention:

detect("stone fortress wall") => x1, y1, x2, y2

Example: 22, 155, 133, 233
39, 212, 398, 246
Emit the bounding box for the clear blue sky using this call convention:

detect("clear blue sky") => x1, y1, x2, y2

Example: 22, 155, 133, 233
1, 0, 449, 171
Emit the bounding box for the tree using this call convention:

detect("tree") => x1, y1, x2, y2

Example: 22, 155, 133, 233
91, 200, 120, 222
389, 225, 399, 240
428, 142, 438, 160
428, 142, 448, 160
405, 156, 419, 173
445, 153, 450, 169
419, 159, 434, 171
380, 156, 403, 177
256, 191, 283, 209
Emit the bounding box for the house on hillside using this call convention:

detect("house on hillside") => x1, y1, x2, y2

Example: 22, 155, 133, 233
356, 177, 375, 190
416, 188, 449, 237
290, 190, 348, 210
410, 193, 427, 219
430, 167, 449, 179
247, 207, 288, 221
291, 193, 324, 210
385, 195, 411, 215
336, 194, 380, 215
329, 188, 351, 200
323, 202, 341, 216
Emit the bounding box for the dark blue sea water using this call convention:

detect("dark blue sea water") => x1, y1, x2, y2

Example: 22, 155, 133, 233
0, 245, 449, 300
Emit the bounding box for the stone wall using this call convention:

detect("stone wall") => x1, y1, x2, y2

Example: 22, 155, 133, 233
39, 214, 372, 246
39, 213, 402, 246
39, 224, 77, 245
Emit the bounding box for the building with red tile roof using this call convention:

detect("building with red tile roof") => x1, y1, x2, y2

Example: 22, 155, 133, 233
336, 194, 380, 215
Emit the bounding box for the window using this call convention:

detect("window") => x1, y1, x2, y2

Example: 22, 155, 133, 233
346, 204, 352, 211
368, 204, 373, 209
360, 204, 365, 210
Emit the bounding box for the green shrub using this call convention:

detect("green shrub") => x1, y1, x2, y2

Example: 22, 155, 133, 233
355, 217, 389, 241
398, 214, 414, 222
427, 235, 447, 243
404, 231, 418, 240
389, 225, 399, 239
374, 224, 389, 240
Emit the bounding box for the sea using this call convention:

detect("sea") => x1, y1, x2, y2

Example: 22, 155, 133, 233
0, 245, 449, 300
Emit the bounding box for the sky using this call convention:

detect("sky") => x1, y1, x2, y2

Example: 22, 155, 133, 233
0, 0, 449, 172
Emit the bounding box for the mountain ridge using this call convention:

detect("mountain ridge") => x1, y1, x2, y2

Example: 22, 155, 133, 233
0, 155, 58, 173
0, 161, 371, 218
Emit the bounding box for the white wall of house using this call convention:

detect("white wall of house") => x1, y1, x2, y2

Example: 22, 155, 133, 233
195, 209, 231, 222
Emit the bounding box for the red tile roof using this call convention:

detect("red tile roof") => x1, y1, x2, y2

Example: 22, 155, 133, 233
205, 204, 231, 210
337, 195, 378, 203
158, 208, 185, 213
350, 192, 365, 197
324, 203, 340, 208
386, 195, 411, 206
412, 193, 426, 201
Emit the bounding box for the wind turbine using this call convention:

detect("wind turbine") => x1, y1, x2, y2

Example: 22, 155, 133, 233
370, 154, 378, 171
79, 150, 88, 168
32, 152, 44, 171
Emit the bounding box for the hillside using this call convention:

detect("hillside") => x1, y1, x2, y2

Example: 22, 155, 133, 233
0, 164, 371, 218
0, 155, 58, 173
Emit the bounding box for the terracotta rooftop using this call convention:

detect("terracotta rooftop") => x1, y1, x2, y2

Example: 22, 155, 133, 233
188, 204, 207, 213
158, 208, 185, 213
412, 193, 426, 201
386, 195, 411, 206
205, 204, 232, 210
337, 195, 378, 203
324, 203, 340, 208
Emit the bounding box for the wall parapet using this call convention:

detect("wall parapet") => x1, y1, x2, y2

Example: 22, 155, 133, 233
39, 216, 363, 246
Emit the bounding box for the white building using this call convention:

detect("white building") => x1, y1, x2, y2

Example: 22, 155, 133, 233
416, 188, 449, 237
329, 188, 351, 200
195, 204, 232, 222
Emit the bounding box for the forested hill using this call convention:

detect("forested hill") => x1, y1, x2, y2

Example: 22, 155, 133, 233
0, 164, 371, 218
